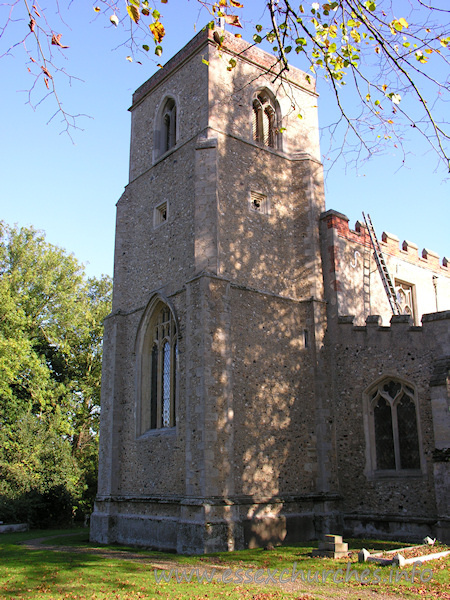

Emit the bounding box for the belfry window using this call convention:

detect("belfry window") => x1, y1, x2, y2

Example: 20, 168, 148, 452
154, 97, 177, 160
252, 92, 278, 148
138, 300, 178, 433
368, 378, 421, 473
162, 98, 176, 153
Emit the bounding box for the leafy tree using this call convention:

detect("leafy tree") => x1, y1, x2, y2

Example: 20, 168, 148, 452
1, 1, 449, 169
0, 412, 80, 526
0, 222, 112, 524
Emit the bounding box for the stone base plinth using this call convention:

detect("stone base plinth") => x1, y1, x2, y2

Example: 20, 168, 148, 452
90, 494, 342, 554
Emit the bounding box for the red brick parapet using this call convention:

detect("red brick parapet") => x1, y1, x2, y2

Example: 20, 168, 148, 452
320, 209, 449, 274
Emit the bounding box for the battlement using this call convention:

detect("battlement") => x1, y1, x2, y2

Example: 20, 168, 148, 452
336, 311, 450, 358
338, 310, 450, 328
322, 209, 449, 274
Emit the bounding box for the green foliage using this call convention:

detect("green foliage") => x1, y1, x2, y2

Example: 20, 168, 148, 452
0, 412, 79, 496
0, 222, 112, 526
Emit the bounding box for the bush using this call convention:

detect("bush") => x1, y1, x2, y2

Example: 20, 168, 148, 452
0, 485, 77, 527
0, 412, 81, 527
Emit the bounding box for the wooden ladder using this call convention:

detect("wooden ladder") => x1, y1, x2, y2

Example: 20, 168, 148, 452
362, 212, 401, 316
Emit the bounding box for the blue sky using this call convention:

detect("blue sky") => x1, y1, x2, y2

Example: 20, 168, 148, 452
1, 1, 448, 279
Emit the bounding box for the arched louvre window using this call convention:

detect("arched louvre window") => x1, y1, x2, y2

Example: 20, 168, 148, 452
370, 378, 421, 472
252, 92, 277, 148
141, 302, 178, 433
154, 97, 177, 161
163, 98, 176, 153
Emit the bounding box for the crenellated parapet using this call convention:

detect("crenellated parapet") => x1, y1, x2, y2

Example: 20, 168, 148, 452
322, 209, 449, 274
336, 310, 450, 355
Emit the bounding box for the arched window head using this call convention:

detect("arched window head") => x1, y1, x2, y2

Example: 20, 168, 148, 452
137, 300, 178, 434
368, 377, 421, 473
252, 91, 279, 149
163, 98, 176, 153
154, 97, 177, 160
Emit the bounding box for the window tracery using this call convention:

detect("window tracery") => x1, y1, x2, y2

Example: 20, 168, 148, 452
368, 378, 421, 473
252, 91, 279, 149
138, 300, 178, 434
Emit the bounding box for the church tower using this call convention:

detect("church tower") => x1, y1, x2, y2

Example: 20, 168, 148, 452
90, 28, 339, 553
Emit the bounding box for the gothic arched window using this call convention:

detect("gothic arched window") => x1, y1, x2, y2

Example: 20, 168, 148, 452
162, 98, 176, 154
154, 96, 177, 161
368, 378, 421, 473
137, 300, 178, 434
252, 91, 278, 149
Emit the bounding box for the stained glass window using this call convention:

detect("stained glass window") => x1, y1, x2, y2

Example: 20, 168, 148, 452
397, 394, 420, 469
141, 301, 178, 432
370, 378, 421, 472
374, 398, 395, 470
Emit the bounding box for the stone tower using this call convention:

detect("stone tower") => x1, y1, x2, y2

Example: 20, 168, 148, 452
90, 28, 338, 553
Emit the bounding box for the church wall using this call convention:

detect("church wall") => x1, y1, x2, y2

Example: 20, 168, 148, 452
215, 135, 325, 299
98, 303, 187, 498
112, 141, 197, 312
229, 289, 317, 497
329, 314, 449, 540
321, 210, 450, 326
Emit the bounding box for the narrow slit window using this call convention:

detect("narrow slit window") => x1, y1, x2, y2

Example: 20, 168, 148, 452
303, 329, 309, 349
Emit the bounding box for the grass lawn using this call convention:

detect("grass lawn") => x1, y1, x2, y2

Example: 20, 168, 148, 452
0, 529, 448, 599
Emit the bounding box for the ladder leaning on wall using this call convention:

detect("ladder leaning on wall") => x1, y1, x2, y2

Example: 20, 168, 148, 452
362, 212, 401, 316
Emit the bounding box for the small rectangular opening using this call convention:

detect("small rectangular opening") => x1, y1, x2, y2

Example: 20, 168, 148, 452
154, 201, 168, 227
249, 191, 269, 215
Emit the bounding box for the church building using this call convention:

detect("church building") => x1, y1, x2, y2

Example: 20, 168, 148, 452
90, 28, 450, 553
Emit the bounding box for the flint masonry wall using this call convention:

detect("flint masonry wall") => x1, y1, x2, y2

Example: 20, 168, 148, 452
329, 311, 450, 541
